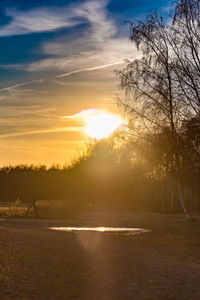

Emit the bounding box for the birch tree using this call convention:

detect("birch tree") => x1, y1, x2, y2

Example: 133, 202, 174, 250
118, 10, 192, 219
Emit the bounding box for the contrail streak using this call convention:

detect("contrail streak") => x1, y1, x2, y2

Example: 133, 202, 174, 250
0, 79, 44, 92
56, 61, 124, 78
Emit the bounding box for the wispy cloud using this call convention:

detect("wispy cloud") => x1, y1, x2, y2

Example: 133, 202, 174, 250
75, 0, 115, 41
62, 108, 99, 119
0, 0, 115, 38
0, 0, 136, 106
0, 126, 84, 139
0, 0, 135, 82
27, 0, 135, 73
0, 5, 82, 36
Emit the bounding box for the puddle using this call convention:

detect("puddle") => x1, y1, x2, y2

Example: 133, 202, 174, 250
49, 226, 150, 235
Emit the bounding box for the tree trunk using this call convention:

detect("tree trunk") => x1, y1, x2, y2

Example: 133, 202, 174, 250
170, 191, 174, 213
175, 162, 191, 220
162, 197, 166, 214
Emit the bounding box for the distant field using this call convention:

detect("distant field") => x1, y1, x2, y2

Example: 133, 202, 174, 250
0, 200, 74, 218
0, 212, 200, 299
0, 206, 26, 217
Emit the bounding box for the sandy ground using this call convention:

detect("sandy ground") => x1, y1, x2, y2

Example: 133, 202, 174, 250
0, 212, 200, 300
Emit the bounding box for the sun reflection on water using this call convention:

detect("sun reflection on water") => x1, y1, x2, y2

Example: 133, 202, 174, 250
49, 226, 150, 235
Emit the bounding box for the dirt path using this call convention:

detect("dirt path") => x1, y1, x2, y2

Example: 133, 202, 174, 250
0, 213, 200, 299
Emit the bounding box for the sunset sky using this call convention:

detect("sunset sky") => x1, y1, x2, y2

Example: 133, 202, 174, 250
0, 0, 170, 166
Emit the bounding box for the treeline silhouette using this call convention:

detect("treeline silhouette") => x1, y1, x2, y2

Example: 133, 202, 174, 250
1, 0, 200, 218
0, 122, 200, 217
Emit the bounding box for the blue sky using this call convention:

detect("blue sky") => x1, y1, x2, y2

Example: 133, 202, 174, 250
0, 0, 170, 166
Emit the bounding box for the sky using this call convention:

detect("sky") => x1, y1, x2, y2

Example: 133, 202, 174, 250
0, 0, 170, 166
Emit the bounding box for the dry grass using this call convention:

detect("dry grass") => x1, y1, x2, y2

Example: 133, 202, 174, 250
0, 200, 74, 219
0, 206, 26, 218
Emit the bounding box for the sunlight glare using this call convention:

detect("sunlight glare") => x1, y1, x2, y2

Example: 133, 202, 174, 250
85, 112, 123, 139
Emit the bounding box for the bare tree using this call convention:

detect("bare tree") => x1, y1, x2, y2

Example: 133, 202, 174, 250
118, 10, 191, 219
172, 0, 200, 115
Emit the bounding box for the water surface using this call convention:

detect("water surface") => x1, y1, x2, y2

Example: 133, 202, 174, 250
50, 226, 150, 235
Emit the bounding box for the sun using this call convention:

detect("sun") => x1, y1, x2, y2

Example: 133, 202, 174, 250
63, 108, 124, 140
85, 111, 123, 140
